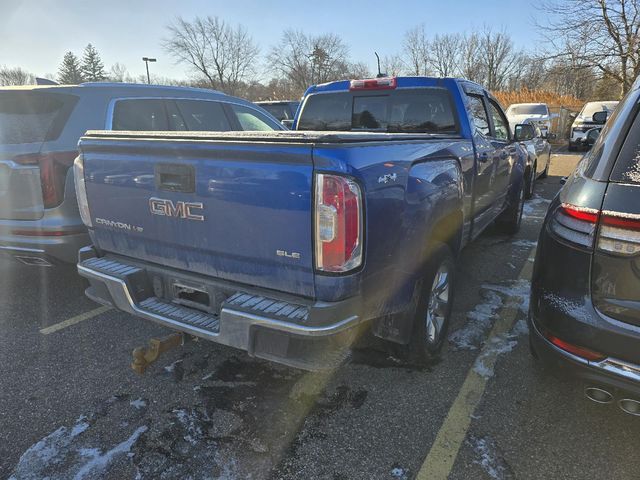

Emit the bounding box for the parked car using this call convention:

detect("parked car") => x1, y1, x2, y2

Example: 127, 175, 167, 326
75, 76, 528, 370
506, 103, 554, 138
514, 120, 552, 198
0, 82, 284, 266
569, 100, 618, 151
529, 77, 640, 412
255, 100, 300, 127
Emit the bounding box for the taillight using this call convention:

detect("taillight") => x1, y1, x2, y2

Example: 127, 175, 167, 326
597, 211, 640, 257
73, 155, 92, 227
544, 331, 606, 361
14, 151, 78, 208
349, 77, 396, 91
549, 203, 640, 256
314, 173, 363, 273
548, 203, 599, 248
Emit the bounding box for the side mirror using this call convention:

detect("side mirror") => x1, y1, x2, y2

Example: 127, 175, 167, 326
592, 111, 608, 124
281, 119, 294, 129
582, 127, 601, 147
514, 124, 535, 142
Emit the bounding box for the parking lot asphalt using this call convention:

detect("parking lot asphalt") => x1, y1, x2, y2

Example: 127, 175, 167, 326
2, 152, 639, 480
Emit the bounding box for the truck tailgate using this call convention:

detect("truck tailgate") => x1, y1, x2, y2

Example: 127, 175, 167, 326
79, 135, 315, 298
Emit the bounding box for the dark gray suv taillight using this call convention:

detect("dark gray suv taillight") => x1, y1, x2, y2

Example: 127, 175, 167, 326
549, 202, 640, 256
548, 203, 599, 248
596, 213, 640, 256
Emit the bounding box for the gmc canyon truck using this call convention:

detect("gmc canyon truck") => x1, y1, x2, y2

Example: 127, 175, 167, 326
75, 77, 528, 369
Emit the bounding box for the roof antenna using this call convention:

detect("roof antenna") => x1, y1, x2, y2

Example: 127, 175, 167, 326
374, 52, 387, 78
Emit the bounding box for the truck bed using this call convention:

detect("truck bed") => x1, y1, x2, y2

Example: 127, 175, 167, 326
83, 129, 461, 144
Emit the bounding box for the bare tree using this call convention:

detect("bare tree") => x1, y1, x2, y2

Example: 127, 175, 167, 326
459, 32, 485, 83
429, 34, 462, 77
478, 28, 523, 91
268, 30, 355, 94
403, 25, 430, 76
109, 63, 133, 83
539, 0, 640, 95
163, 16, 259, 94
381, 54, 406, 76
0, 66, 34, 86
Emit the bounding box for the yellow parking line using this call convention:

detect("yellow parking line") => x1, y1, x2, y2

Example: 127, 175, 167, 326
415, 249, 536, 480
40, 306, 111, 335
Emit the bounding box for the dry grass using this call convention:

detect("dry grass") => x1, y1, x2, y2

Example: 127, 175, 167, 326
493, 88, 584, 110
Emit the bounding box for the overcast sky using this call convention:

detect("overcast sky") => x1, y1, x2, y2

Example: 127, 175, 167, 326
1, 0, 544, 82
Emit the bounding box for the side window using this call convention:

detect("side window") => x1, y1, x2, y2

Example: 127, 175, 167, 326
229, 104, 279, 131
611, 110, 640, 184
488, 100, 510, 141
175, 100, 231, 132
112, 99, 168, 131
466, 95, 490, 136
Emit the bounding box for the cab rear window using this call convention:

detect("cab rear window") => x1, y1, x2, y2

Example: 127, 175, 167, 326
0, 91, 78, 145
297, 88, 458, 133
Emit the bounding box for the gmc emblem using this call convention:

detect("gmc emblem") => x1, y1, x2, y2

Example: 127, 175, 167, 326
149, 197, 205, 221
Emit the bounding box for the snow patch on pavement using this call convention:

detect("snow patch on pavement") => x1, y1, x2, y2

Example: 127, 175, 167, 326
484, 279, 531, 314
523, 195, 550, 219
129, 398, 146, 410
9, 414, 147, 480
473, 318, 529, 379
449, 291, 503, 350
390, 465, 409, 479
511, 239, 537, 249
449, 280, 531, 351
71, 426, 147, 480
468, 435, 513, 479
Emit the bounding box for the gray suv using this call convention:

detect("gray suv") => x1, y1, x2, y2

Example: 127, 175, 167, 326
0, 83, 283, 265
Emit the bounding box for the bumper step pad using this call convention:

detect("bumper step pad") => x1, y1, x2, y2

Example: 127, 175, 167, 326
139, 297, 220, 332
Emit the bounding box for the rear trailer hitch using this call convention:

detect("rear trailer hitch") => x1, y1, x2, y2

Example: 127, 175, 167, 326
131, 333, 184, 374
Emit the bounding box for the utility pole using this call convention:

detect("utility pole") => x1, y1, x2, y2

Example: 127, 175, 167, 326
142, 57, 156, 84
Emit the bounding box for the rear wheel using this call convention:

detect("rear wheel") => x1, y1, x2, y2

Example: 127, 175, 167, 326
525, 162, 536, 199
407, 244, 456, 360
539, 160, 549, 179
496, 181, 524, 234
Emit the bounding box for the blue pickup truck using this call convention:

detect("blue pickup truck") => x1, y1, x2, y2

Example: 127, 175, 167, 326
75, 77, 528, 369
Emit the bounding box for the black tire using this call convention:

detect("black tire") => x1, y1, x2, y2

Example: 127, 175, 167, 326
406, 243, 456, 361
539, 160, 549, 179
525, 163, 536, 199
496, 180, 524, 235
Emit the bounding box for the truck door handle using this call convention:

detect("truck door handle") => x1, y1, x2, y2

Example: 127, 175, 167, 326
155, 163, 195, 193
478, 152, 490, 163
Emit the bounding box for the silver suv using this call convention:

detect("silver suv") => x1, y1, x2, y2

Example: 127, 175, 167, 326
0, 83, 283, 265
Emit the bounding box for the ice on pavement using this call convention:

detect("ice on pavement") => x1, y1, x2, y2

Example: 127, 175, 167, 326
71, 426, 147, 480
8, 414, 147, 480
449, 290, 503, 350
511, 239, 537, 249
449, 280, 531, 350
473, 317, 529, 379
468, 435, 513, 479
523, 194, 550, 219
129, 398, 146, 409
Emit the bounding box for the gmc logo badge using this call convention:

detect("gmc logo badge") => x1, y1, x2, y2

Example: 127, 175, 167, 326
149, 197, 205, 221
